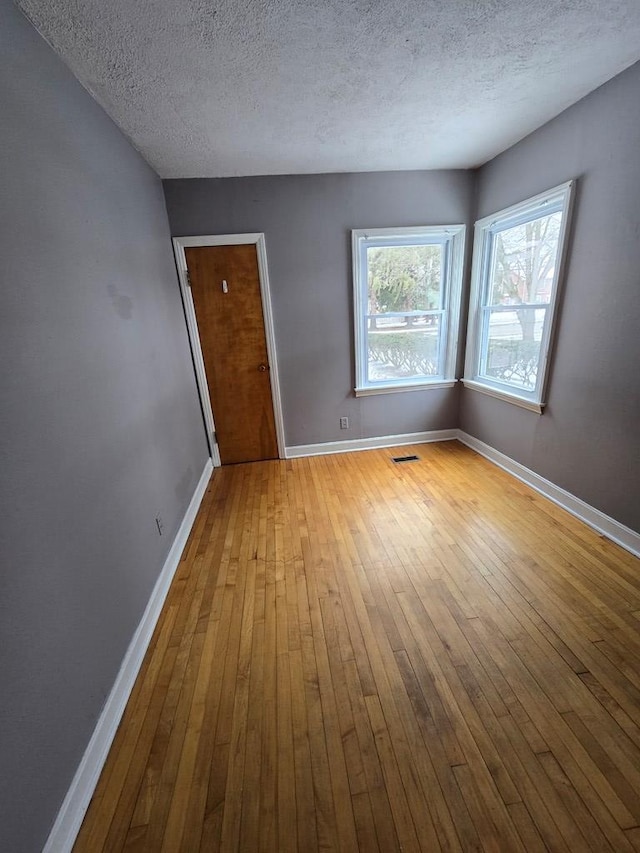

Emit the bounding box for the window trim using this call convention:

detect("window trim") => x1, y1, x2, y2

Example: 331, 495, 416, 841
463, 180, 575, 413
352, 224, 466, 396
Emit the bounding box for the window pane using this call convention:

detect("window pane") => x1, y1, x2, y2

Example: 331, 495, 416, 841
480, 307, 546, 391
367, 244, 443, 316
367, 315, 442, 382
487, 211, 562, 306
354, 224, 465, 393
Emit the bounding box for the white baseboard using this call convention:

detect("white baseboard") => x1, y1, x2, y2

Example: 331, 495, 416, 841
457, 431, 640, 558
285, 429, 458, 459
43, 457, 214, 853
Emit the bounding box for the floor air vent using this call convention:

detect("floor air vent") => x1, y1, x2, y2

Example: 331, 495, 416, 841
392, 454, 420, 463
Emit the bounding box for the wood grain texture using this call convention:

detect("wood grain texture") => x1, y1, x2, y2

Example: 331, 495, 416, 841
185, 244, 278, 464
74, 441, 640, 851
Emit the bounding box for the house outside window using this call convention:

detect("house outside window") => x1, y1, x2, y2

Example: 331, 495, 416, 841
463, 181, 574, 412
352, 225, 465, 396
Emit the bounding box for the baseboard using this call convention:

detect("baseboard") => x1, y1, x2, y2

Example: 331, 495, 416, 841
457, 431, 640, 558
43, 457, 214, 853
285, 429, 458, 459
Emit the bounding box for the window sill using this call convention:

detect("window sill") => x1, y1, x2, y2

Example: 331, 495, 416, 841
462, 379, 544, 413
355, 380, 457, 397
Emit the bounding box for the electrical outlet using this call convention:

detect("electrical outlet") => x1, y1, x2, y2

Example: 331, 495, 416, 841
340, 417, 349, 429
155, 516, 164, 536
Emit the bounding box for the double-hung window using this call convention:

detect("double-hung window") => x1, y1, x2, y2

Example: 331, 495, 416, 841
463, 181, 574, 412
352, 225, 465, 396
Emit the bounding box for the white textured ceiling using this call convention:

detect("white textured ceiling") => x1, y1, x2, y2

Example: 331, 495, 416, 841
16, 0, 640, 178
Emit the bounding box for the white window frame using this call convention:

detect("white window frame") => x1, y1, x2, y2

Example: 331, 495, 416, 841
463, 181, 575, 413
352, 225, 465, 396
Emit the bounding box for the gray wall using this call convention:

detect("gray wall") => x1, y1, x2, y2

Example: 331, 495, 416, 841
461, 61, 640, 532
163, 171, 475, 447
0, 4, 209, 850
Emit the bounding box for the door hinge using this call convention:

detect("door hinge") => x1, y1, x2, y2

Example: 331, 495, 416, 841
184, 269, 191, 287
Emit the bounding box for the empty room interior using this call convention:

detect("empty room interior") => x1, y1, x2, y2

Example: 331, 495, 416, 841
3, 0, 640, 850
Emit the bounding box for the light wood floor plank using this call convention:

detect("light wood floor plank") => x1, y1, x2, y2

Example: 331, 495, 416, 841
74, 441, 640, 852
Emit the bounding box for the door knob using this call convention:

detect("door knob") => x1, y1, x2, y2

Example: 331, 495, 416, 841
258, 363, 270, 372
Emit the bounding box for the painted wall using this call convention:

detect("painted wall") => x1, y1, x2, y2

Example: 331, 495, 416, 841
163, 170, 475, 448
0, 5, 209, 850
461, 61, 640, 532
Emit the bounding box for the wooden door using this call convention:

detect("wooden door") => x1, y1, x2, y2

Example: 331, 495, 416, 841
184, 244, 278, 464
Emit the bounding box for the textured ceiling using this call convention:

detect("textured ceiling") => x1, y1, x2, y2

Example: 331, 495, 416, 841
16, 0, 640, 178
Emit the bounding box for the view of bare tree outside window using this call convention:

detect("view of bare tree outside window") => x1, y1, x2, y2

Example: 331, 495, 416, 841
366, 243, 444, 381
481, 211, 562, 390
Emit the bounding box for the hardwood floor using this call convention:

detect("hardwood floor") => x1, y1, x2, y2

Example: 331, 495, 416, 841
74, 441, 640, 852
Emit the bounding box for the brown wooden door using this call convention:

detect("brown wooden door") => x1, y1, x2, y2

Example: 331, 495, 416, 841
184, 244, 278, 464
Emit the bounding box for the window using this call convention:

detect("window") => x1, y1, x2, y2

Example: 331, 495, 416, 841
352, 225, 465, 396
463, 181, 574, 412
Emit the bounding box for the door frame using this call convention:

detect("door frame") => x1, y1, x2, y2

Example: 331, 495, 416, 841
172, 233, 285, 466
